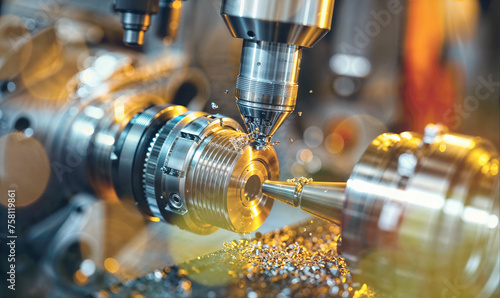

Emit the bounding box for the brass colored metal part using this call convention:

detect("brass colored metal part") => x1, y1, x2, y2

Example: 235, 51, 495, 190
181, 127, 280, 233
140, 109, 280, 234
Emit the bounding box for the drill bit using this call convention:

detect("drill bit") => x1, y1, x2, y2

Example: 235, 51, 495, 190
262, 178, 346, 225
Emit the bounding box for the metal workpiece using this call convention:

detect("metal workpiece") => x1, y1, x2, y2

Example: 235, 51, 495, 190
262, 180, 345, 225
221, 0, 335, 150
141, 110, 279, 234
131, 106, 278, 234
114, 0, 160, 46
1, 91, 279, 235
263, 125, 499, 297
221, 0, 335, 47
103, 101, 277, 234
236, 40, 302, 149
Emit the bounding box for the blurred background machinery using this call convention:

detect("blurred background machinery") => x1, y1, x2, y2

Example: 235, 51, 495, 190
0, 0, 498, 297
264, 124, 499, 297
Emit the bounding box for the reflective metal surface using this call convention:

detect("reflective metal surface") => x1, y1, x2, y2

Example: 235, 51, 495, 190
236, 40, 301, 149
221, 0, 335, 149
1, 0, 498, 297
113, 0, 159, 46
140, 108, 279, 234
344, 125, 499, 297
263, 179, 345, 225
0, 91, 279, 234
221, 0, 335, 47
263, 124, 500, 297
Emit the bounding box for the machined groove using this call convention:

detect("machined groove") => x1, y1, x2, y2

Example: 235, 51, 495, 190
236, 76, 298, 99
189, 130, 242, 231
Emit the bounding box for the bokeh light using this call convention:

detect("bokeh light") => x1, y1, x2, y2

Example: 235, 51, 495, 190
104, 257, 120, 274
303, 126, 324, 148
0, 132, 50, 207
0, 15, 33, 80
322, 115, 387, 174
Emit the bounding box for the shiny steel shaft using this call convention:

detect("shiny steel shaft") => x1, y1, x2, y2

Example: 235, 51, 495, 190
236, 41, 301, 149
221, 0, 335, 149
262, 180, 345, 225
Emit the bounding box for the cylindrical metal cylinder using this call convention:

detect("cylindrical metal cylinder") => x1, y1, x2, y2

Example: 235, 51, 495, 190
139, 108, 278, 234
263, 124, 499, 297
221, 0, 335, 149
121, 12, 150, 46
238, 41, 302, 84
343, 127, 499, 297
114, 0, 159, 46
236, 40, 302, 149
221, 0, 335, 47
263, 180, 345, 225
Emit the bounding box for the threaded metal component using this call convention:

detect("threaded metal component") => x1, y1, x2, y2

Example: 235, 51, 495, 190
235, 40, 302, 150
138, 111, 279, 234
188, 129, 244, 231
236, 76, 298, 100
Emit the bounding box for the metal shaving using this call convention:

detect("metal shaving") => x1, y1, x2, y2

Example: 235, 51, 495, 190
225, 222, 355, 297
102, 219, 375, 298
229, 135, 250, 152
287, 177, 313, 192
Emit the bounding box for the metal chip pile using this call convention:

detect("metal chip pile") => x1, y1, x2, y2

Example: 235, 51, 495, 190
222, 221, 364, 298
102, 219, 375, 297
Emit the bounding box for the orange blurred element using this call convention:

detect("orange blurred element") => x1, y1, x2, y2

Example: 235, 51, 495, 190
150, 216, 161, 222
109, 284, 121, 294
0, 15, 33, 80
172, 0, 182, 9
0, 133, 50, 207
322, 115, 387, 174
444, 0, 479, 43
104, 257, 120, 273
299, 149, 314, 163
491, 162, 499, 176
402, 0, 477, 131
73, 269, 88, 286
325, 133, 345, 155
181, 280, 192, 291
